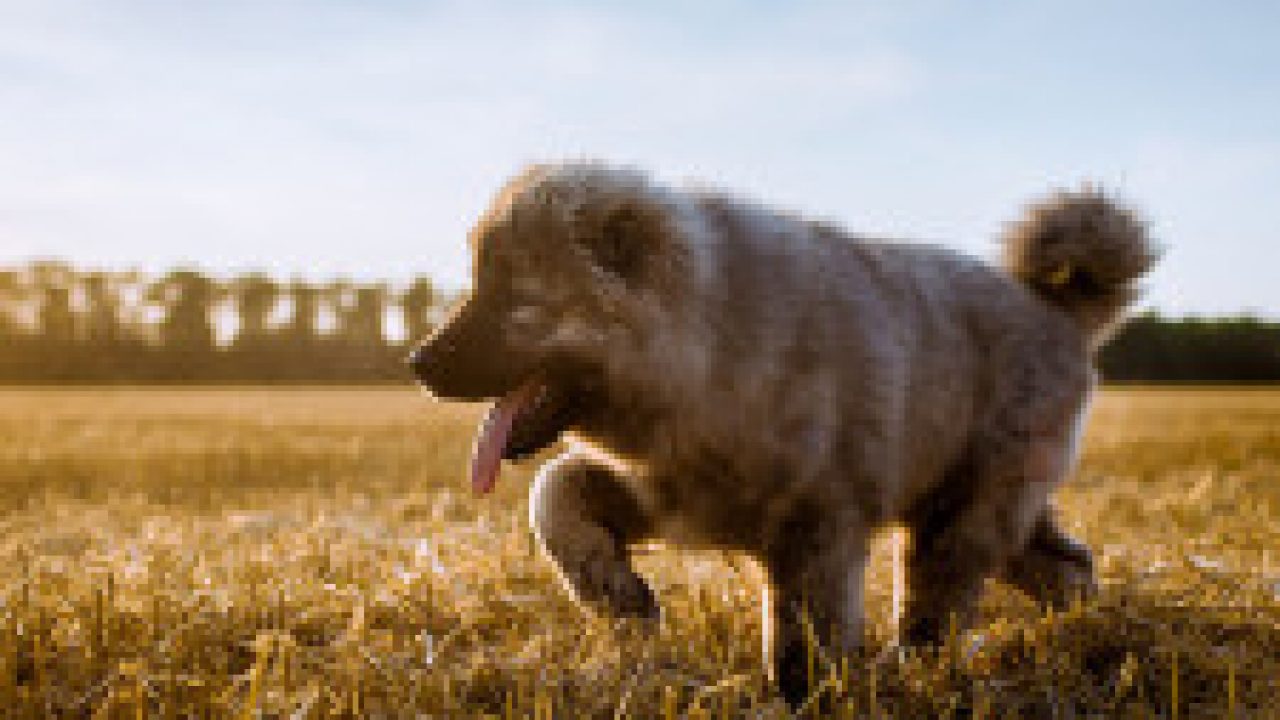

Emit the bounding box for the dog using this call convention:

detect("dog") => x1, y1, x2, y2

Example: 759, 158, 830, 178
410, 161, 1156, 706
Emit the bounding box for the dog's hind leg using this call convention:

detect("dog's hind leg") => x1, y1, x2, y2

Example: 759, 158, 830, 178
1001, 508, 1097, 609
901, 417, 1080, 646
529, 452, 658, 620
1002, 397, 1098, 608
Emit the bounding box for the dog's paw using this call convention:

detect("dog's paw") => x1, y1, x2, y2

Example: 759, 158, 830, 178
898, 614, 949, 649
602, 570, 661, 623
568, 562, 661, 628
774, 644, 810, 710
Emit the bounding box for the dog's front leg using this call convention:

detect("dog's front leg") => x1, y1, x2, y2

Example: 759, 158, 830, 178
529, 452, 658, 621
761, 522, 869, 710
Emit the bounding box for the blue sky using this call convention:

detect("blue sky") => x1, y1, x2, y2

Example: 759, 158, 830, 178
1, 1, 1277, 314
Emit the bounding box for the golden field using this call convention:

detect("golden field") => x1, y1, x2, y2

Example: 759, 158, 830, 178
0, 388, 1277, 718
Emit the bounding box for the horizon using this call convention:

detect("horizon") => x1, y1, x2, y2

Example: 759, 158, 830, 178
2, 256, 1278, 323
2, 1, 1278, 315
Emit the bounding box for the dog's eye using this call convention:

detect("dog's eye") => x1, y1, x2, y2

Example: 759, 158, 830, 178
511, 276, 545, 297
509, 305, 542, 326
595, 207, 646, 279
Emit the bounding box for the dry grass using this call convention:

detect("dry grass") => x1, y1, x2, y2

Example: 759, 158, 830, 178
0, 387, 1277, 717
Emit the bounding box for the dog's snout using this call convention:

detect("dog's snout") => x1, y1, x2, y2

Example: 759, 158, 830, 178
408, 342, 445, 381
407, 302, 527, 400
407, 345, 428, 374
409, 334, 487, 398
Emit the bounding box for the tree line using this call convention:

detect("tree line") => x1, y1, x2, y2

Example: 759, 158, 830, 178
0, 262, 435, 384
1100, 312, 1280, 384
0, 261, 1277, 384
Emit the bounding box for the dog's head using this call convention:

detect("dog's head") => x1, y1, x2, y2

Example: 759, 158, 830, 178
409, 162, 690, 493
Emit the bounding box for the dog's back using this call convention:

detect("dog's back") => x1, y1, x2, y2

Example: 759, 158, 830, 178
657, 191, 1131, 530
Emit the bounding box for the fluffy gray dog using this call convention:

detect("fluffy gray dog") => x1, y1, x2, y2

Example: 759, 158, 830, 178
410, 162, 1157, 706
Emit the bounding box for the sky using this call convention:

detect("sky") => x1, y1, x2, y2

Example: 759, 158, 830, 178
1, 1, 1277, 315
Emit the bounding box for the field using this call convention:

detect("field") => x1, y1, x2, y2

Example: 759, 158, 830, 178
1, 388, 1277, 718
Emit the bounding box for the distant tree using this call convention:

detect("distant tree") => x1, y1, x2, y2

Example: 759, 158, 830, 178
344, 284, 388, 346
19, 262, 76, 381
231, 273, 279, 345
319, 278, 401, 381
401, 276, 437, 346
0, 271, 27, 380
151, 269, 218, 353
114, 270, 151, 342
0, 270, 25, 336
80, 272, 124, 347
326, 280, 388, 346
39, 287, 75, 344
285, 280, 321, 339
31, 263, 75, 346
323, 279, 353, 340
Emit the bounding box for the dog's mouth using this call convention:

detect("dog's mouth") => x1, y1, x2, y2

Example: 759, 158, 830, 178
469, 376, 578, 495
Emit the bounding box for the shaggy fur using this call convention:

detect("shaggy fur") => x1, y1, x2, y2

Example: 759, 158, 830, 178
410, 162, 1157, 707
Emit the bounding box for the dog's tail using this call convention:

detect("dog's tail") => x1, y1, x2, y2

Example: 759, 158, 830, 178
1001, 188, 1158, 346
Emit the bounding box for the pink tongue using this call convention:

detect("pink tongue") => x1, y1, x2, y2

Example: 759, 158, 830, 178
469, 381, 540, 496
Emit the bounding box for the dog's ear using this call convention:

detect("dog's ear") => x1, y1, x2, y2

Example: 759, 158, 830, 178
580, 200, 664, 283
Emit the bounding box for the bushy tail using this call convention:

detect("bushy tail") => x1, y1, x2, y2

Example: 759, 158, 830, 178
1001, 188, 1158, 346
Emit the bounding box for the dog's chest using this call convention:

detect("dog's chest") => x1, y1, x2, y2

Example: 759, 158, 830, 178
627, 449, 827, 549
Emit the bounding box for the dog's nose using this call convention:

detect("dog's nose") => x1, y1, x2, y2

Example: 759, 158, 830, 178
408, 341, 456, 387
407, 345, 431, 378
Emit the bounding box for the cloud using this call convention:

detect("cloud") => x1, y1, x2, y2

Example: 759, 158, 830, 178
0, 1, 923, 285
0, 1, 1276, 315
